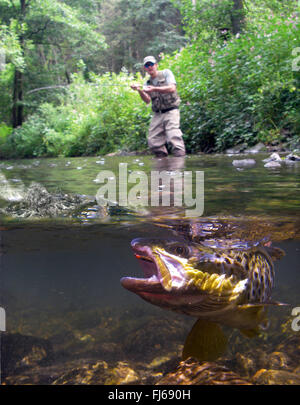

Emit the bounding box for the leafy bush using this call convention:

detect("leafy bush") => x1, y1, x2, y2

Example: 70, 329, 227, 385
0, 123, 13, 158
161, 9, 300, 151
3, 72, 150, 158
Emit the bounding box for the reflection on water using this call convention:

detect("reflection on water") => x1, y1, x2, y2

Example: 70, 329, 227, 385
0, 154, 300, 385
0, 153, 299, 219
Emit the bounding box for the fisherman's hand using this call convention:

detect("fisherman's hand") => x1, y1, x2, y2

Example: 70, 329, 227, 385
143, 85, 156, 93
130, 84, 141, 91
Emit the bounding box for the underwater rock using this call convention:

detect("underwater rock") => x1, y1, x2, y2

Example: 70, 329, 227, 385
3, 359, 112, 385
235, 353, 257, 377
146, 354, 180, 371
1, 333, 53, 379
156, 358, 252, 385
122, 318, 189, 362
52, 360, 110, 385
293, 366, 300, 375
285, 153, 300, 162
104, 361, 140, 385
232, 159, 256, 167
267, 352, 291, 370
52, 360, 140, 385
264, 161, 281, 168
0, 182, 95, 219
76, 205, 110, 221
252, 369, 300, 385
274, 335, 300, 370
97, 342, 125, 361
263, 152, 282, 163
234, 349, 292, 378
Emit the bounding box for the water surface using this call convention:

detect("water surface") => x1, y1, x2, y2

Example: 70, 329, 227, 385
0, 153, 299, 384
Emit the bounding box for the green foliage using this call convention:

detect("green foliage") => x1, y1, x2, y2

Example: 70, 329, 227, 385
0, 0, 107, 125
4, 73, 150, 157
171, 0, 234, 41
160, 4, 300, 151
98, 0, 186, 73
0, 122, 12, 158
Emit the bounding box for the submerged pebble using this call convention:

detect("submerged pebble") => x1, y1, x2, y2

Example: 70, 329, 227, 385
285, 153, 300, 162
156, 358, 252, 385
232, 159, 256, 168
252, 369, 300, 385
264, 161, 281, 168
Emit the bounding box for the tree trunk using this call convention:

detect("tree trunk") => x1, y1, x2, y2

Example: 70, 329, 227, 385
12, 0, 27, 127
65, 70, 71, 84
230, 0, 245, 35
12, 69, 24, 128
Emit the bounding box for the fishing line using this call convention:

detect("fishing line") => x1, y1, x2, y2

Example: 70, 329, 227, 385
26, 83, 139, 95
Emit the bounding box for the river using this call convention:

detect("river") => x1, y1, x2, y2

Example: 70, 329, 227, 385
0, 153, 299, 385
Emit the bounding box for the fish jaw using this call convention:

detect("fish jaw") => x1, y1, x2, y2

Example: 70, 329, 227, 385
120, 238, 240, 316
120, 238, 188, 295
120, 238, 282, 333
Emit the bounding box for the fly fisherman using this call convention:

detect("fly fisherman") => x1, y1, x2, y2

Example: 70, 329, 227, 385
131, 56, 186, 158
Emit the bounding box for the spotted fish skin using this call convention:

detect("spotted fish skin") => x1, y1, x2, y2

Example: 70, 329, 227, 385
189, 246, 275, 304
121, 238, 282, 331
150, 239, 274, 301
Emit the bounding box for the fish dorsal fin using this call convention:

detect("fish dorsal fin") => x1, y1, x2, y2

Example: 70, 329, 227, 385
264, 246, 285, 261
182, 319, 228, 362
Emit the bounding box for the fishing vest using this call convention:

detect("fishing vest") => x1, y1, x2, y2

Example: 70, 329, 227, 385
147, 70, 180, 113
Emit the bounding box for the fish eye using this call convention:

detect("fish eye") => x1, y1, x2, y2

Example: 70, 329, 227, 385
169, 244, 190, 258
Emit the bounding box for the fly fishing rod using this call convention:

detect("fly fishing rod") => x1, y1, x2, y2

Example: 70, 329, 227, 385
26, 82, 143, 95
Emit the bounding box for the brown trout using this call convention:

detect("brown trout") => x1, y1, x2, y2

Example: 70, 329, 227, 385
121, 238, 285, 361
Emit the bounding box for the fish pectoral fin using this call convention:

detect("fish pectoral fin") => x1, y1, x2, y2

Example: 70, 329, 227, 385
239, 300, 289, 307
182, 319, 227, 362
237, 301, 288, 337
262, 300, 289, 306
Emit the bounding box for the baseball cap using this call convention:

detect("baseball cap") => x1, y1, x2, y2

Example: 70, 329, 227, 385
143, 56, 157, 65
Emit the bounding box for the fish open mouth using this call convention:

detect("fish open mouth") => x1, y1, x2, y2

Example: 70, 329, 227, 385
120, 238, 190, 295
121, 239, 167, 293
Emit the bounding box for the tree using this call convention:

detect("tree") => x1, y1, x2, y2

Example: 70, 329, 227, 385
98, 0, 186, 73
230, 0, 245, 35
0, 0, 106, 127
171, 0, 237, 41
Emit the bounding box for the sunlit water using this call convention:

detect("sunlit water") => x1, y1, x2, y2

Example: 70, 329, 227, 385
0, 154, 299, 384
